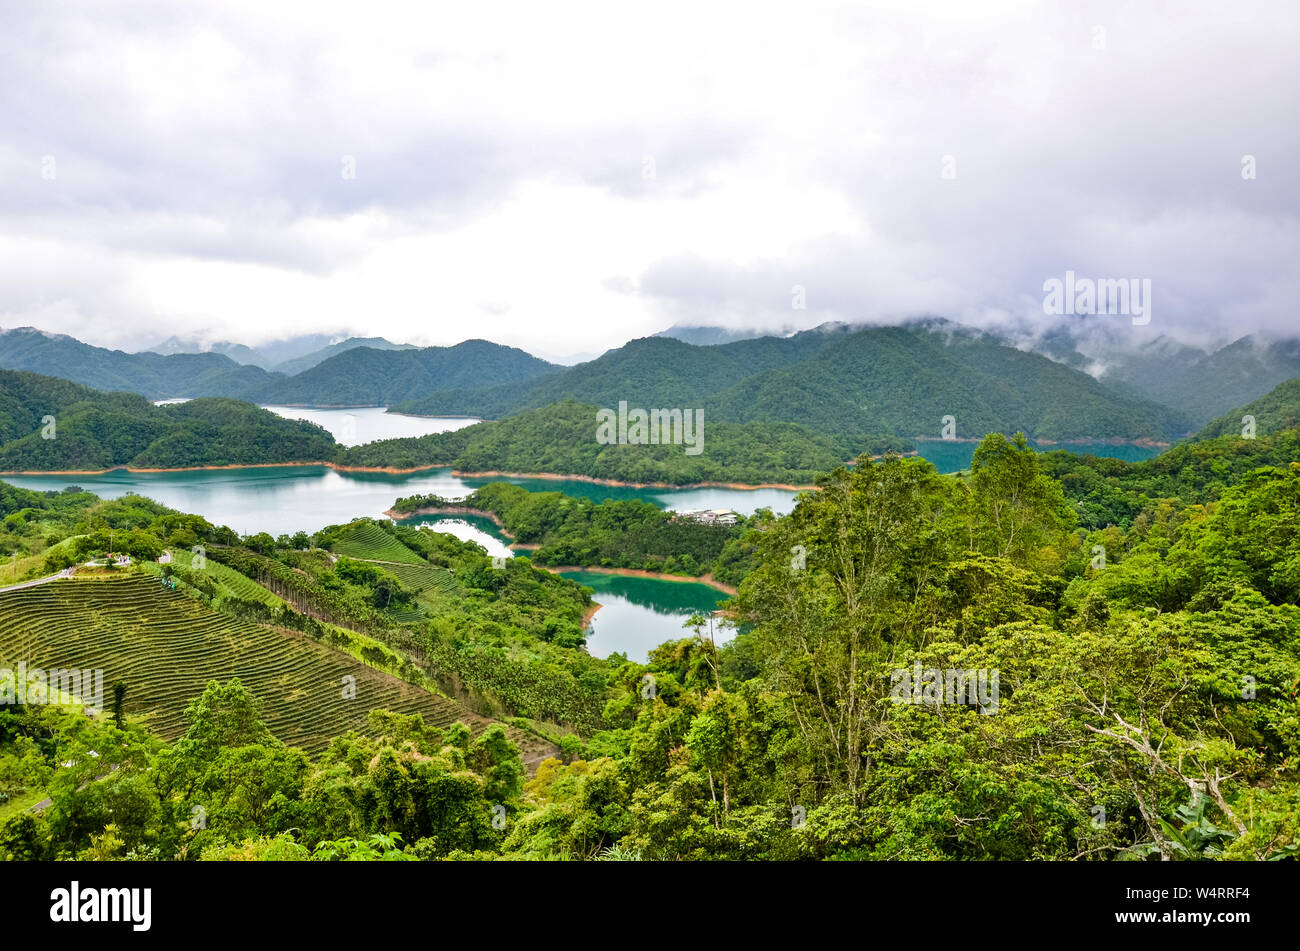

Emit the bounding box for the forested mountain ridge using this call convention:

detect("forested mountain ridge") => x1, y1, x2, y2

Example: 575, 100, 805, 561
393, 322, 1190, 442
0, 327, 282, 400
0, 369, 337, 471
706, 324, 1188, 441
0, 328, 553, 407
9, 321, 1293, 441
270, 336, 418, 376
259, 339, 561, 406
1195, 376, 1300, 439
338, 400, 900, 484
390, 331, 835, 419
3, 428, 1298, 861
1092, 333, 1300, 424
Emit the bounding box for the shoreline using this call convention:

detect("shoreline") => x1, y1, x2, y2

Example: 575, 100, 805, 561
0, 461, 808, 488
264, 403, 486, 423
0, 434, 1170, 480
0, 460, 456, 477
384, 505, 516, 537
910, 435, 1171, 448
386, 506, 741, 594
540, 564, 739, 596
449, 470, 819, 491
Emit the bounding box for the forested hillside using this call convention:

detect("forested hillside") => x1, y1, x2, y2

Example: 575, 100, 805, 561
340, 400, 906, 483
1196, 376, 1300, 439
3, 428, 1298, 861
0, 370, 337, 471
392, 330, 838, 418
393, 322, 1189, 442
708, 324, 1187, 440
270, 336, 417, 376
0, 322, 1206, 445
1098, 334, 1300, 424
260, 339, 560, 406
0, 327, 280, 400
1043, 418, 1300, 532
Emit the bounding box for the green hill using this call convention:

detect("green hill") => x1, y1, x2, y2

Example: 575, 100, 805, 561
260, 339, 560, 406
1101, 334, 1300, 425
393, 322, 1188, 442
0, 326, 281, 400
270, 336, 418, 376
329, 521, 428, 564
0, 369, 338, 471
0, 575, 509, 754
1196, 377, 1300, 439
338, 400, 891, 484
709, 324, 1186, 441
392, 328, 846, 419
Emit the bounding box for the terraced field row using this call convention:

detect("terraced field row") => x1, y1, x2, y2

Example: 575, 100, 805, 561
386, 605, 425, 624
331, 522, 426, 565
373, 561, 458, 595
0, 575, 526, 756
162, 550, 287, 607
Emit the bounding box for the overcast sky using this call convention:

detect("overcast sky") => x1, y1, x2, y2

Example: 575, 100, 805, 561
1, 0, 1296, 361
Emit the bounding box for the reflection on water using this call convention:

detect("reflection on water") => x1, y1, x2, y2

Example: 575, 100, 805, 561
2, 466, 483, 537
0, 407, 1159, 540
912, 439, 1161, 472
261, 405, 479, 447
404, 514, 515, 560
556, 570, 729, 662
1, 466, 800, 536
458, 473, 802, 516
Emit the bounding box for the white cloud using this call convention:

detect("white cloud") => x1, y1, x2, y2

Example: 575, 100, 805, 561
0, 0, 1295, 356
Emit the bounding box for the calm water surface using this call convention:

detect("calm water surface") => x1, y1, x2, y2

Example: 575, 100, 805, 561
556, 570, 731, 661
260, 405, 479, 447
1, 405, 1163, 659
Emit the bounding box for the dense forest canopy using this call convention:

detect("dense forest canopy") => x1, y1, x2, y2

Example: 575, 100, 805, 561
391, 322, 1190, 442
258, 339, 560, 406
0, 376, 337, 472
3, 421, 1299, 861
0, 328, 279, 401
1196, 377, 1300, 439
341, 400, 902, 483
395, 482, 758, 584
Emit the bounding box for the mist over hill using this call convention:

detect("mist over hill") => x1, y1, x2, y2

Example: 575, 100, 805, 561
0, 327, 282, 401
393, 321, 1190, 442
1196, 376, 1300, 440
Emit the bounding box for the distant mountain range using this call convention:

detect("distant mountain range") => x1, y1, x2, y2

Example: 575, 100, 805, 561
0, 328, 556, 406
149, 336, 269, 366
259, 340, 560, 406
149, 333, 419, 376
270, 337, 419, 376
0, 327, 281, 401
148, 332, 338, 369
1018, 326, 1300, 424
1102, 335, 1300, 423
7, 319, 1298, 444
392, 321, 1190, 442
